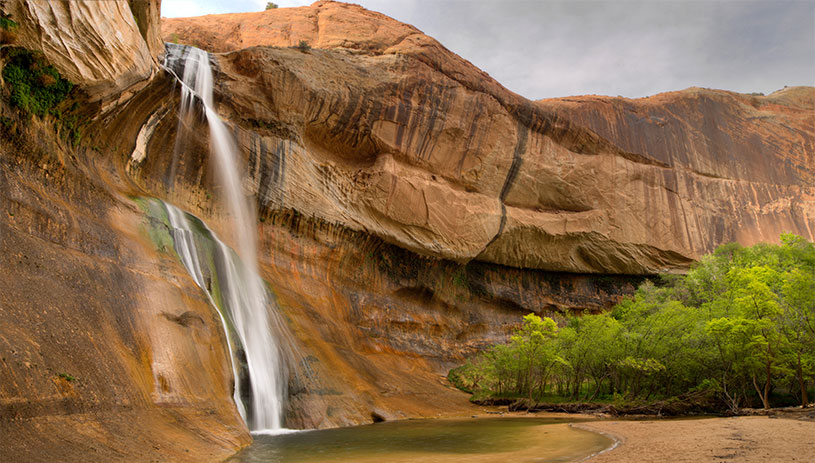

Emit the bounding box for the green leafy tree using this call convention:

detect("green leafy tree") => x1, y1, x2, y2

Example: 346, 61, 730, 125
728, 265, 784, 409
448, 235, 815, 411
780, 268, 815, 405
509, 314, 559, 401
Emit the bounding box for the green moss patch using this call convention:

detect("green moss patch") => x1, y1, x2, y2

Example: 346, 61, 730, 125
3, 48, 74, 118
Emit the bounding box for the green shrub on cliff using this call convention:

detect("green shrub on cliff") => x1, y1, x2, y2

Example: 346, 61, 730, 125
2, 47, 73, 117
0, 13, 18, 45
450, 234, 815, 411
0, 16, 17, 30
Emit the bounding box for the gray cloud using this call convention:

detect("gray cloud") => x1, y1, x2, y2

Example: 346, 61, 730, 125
163, 0, 815, 99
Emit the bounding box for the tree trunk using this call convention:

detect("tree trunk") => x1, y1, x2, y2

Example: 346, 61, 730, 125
572, 373, 581, 400
763, 354, 772, 409
722, 371, 739, 411
797, 352, 809, 407
752, 374, 771, 409
588, 374, 608, 402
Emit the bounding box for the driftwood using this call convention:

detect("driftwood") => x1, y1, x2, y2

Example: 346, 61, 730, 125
474, 389, 725, 417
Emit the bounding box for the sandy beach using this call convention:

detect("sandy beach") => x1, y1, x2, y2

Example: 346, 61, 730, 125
576, 416, 815, 462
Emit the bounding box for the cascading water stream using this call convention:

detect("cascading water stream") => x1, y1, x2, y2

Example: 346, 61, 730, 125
163, 43, 286, 433
165, 204, 247, 420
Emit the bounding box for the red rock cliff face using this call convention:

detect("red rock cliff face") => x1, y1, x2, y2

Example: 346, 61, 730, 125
157, 0, 814, 429
536, 88, 815, 251
162, 1, 815, 275
1, 0, 813, 458
0, 1, 251, 461
0, 92, 249, 461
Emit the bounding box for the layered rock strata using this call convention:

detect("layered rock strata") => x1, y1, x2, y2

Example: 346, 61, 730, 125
163, 1, 815, 274
0, 110, 249, 461
1, 0, 163, 104
1, 0, 813, 460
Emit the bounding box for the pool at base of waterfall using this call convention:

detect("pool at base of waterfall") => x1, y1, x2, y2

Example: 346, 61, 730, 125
229, 417, 612, 463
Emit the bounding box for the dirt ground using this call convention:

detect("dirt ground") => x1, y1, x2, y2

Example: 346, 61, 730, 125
575, 416, 815, 462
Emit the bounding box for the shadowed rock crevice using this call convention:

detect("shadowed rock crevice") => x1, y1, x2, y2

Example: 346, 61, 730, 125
162, 311, 206, 328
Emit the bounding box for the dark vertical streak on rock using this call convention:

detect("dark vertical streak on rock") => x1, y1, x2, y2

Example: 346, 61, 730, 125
394, 87, 412, 149
457, 101, 483, 178
482, 203, 507, 251
481, 121, 529, 253
253, 136, 288, 208
416, 86, 453, 162
499, 121, 528, 201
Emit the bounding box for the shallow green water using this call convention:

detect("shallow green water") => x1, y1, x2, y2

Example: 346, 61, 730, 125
229, 417, 612, 463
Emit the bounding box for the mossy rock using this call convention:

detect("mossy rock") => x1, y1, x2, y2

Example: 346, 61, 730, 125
2, 48, 73, 118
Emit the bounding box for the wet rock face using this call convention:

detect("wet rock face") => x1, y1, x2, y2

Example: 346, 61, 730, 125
0, 2, 252, 459
0, 112, 249, 461
163, 1, 815, 275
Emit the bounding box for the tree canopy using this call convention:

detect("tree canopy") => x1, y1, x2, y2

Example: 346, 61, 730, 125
450, 235, 815, 410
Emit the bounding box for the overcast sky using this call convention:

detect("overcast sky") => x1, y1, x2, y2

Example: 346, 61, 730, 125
162, 0, 815, 99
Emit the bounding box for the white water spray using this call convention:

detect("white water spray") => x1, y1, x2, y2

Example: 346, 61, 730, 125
165, 203, 247, 420
164, 44, 286, 432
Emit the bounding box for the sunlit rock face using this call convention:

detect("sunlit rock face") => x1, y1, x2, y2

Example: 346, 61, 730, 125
1, 0, 813, 459
165, 0, 814, 275
0, 0, 163, 103
0, 109, 250, 461
536, 87, 815, 255
155, 0, 814, 428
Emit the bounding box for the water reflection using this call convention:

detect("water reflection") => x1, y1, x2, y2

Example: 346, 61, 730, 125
230, 417, 611, 463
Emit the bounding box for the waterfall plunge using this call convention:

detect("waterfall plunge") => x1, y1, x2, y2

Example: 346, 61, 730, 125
164, 43, 286, 433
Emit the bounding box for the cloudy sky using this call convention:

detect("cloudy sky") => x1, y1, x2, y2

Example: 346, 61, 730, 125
162, 0, 815, 99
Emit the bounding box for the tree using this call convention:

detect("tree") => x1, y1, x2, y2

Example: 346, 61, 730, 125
557, 314, 622, 400
722, 265, 784, 409
448, 235, 815, 412
265, 2, 278, 9
780, 268, 815, 406
509, 314, 558, 401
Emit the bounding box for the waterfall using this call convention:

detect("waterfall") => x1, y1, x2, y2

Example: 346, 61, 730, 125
165, 203, 247, 421
163, 43, 287, 433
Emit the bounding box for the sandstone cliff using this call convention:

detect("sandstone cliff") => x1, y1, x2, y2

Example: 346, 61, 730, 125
163, 1, 814, 275
1, 0, 813, 460
1, 0, 163, 104
0, 1, 251, 461
0, 95, 249, 460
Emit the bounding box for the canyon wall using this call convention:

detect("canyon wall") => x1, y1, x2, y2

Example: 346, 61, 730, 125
1, 0, 813, 460
163, 1, 815, 275
0, 98, 249, 460
0, 1, 251, 461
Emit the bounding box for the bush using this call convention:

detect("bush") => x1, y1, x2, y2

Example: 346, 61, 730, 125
265, 2, 278, 9
1, 14, 18, 44
2, 48, 73, 117
0, 14, 18, 31
295, 40, 311, 52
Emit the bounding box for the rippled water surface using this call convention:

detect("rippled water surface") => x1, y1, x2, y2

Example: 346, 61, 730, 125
230, 417, 612, 463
